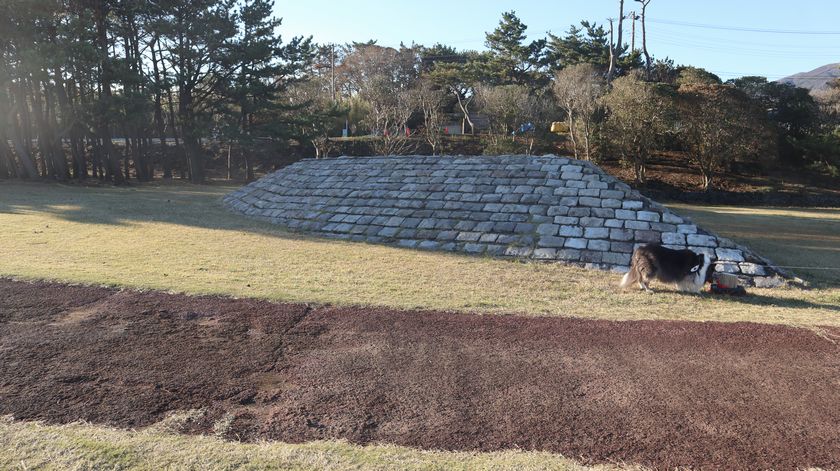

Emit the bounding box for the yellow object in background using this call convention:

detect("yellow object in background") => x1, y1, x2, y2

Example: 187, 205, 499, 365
550, 121, 569, 133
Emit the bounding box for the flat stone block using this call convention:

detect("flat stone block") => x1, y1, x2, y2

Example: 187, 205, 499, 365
601, 198, 622, 208
602, 252, 631, 266
558, 225, 583, 237
622, 200, 644, 210
456, 232, 482, 242
587, 239, 610, 251
716, 248, 745, 262
687, 234, 717, 247
624, 220, 650, 230
662, 212, 684, 224
634, 230, 660, 243
609, 229, 634, 241
661, 232, 686, 245
579, 217, 604, 227
678, 224, 698, 234
568, 207, 591, 217
506, 246, 532, 257
556, 249, 581, 261
637, 211, 661, 222
565, 237, 588, 249
537, 223, 559, 236
579, 196, 601, 207
605, 219, 624, 228
538, 236, 566, 248
584, 227, 610, 239
533, 248, 557, 259
464, 243, 486, 254
615, 209, 636, 220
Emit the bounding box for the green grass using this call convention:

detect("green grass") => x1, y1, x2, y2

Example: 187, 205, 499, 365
0, 180, 838, 328
0, 416, 620, 471
670, 203, 840, 286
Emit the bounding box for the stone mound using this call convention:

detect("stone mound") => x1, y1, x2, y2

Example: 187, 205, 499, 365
223, 155, 786, 287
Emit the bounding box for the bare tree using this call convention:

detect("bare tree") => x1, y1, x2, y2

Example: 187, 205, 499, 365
635, 0, 653, 73
415, 78, 447, 155
553, 64, 606, 160
607, 0, 625, 81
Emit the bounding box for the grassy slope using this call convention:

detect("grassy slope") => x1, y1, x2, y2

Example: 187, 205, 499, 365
0, 180, 838, 470
0, 181, 837, 327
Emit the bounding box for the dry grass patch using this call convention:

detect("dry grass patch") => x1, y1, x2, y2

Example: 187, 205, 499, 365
0, 181, 837, 327
670, 203, 840, 286
0, 416, 620, 471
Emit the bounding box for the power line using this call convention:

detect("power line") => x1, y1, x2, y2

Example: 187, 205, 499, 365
648, 18, 840, 35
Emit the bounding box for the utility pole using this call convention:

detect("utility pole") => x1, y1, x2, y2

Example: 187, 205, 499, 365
629, 11, 640, 51
329, 43, 336, 102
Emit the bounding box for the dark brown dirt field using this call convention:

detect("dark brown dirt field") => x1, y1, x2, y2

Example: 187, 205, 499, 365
1, 278, 839, 470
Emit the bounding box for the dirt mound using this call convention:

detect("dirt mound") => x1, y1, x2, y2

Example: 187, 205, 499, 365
1, 278, 839, 470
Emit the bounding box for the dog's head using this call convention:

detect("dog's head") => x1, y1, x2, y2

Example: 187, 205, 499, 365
689, 252, 718, 284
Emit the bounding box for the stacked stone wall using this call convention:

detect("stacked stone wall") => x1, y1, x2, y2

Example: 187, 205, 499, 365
224, 155, 787, 287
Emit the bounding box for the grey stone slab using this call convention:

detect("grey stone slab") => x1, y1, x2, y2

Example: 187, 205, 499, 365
716, 248, 745, 262
624, 220, 650, 230
584, 227, 610, 239
558, 225, 583, 237
537, 223, 560, 236
687, 234, 717, 247
533, 248, 557, 259
578, 188, 601, 197
506, 246, 533, 257
662, 212, 684, 224
568, 207, 591, 217
637, 211, 661, 222
580, 217, 605, 227
464, 243, 486, 254
579, 196, 601, 207
591, 208, 615, 218
604, 219, 624, 228
622, 200, 644, 210
661, 232, 686, 245
554, 187, 579, 196
615, 209, 636, 220
587, 239, 611, 251
554, 216, 579, 225
378, 226, 400, 237
456, 232, 482, 242
556, 249, 581, 261
565, 237, 588, 249
609, 229, 634, 241
677, 224, 698, 234
547, 206, 571, 216
602, 252, 631, 266
538, 236, 566, 248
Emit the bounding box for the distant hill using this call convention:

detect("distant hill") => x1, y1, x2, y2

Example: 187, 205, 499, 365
778, 63, 840, 91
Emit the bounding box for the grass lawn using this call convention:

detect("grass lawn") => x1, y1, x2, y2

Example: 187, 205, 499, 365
670, 203, 840, 286
1, 180, 838, 470
0, 180, 837, 327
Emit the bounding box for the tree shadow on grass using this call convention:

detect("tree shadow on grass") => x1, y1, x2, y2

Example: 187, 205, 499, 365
717, 291, 840, 313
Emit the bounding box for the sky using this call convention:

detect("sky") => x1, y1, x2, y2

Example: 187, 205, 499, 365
274, 0, 840, 81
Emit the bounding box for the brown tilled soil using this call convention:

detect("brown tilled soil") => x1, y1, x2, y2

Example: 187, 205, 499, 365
1, 278, 839, 470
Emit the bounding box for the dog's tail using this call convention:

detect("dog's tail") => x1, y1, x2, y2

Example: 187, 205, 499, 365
619, 267, 637, 289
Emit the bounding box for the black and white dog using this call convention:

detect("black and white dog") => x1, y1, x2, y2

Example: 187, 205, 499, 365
619, 244, 712, 293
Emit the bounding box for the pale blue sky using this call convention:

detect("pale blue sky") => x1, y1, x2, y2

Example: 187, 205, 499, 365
275, 0, 840, 81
